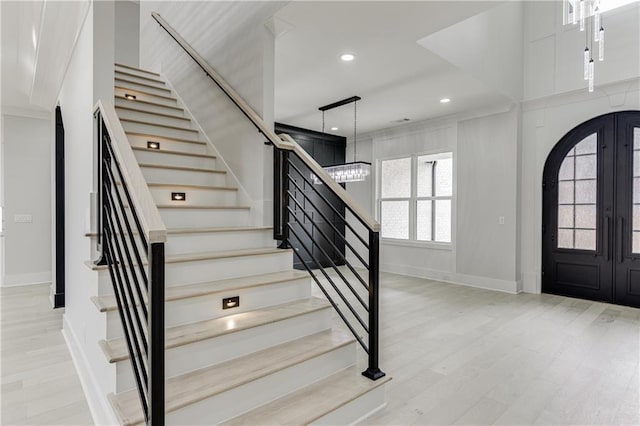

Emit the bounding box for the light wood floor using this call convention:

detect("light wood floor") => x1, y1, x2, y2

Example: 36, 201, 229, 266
0, 284, 93, 425
1, 275, 639, 425
364, 272, 640, 425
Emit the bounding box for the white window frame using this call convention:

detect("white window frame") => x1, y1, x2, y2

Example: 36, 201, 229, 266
377, 150, 454, 249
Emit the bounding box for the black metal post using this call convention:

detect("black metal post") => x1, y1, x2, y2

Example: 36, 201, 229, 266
278, 150, 290, 249
362, 230, 385, 381
95, 118, 108, 266
273, 148, 283, 241
148, 242, 165, 425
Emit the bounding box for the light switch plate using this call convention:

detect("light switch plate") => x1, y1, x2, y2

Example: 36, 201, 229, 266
14, 214, 33, 223
498, 216, 505, 225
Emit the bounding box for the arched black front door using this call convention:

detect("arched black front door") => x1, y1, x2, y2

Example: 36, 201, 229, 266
543, 111, 640, 308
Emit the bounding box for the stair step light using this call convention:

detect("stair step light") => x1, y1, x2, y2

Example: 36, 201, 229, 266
147, 141, 161, 150
124, 93, 137, 100
171, 192, 186, 201
222, 296, 240, 310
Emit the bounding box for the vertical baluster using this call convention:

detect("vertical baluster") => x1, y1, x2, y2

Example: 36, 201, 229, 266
279, 150, 291, 249
273, 148, 283, 241
362, 230, 385, 380
148, 242, 165, 426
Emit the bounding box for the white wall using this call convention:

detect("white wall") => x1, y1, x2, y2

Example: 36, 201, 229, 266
519, 0, 640, 293
139, 1, 283, 225
115, 0, 139, 67
346, 104, 521, 294
58, 4, 117, 424
1, 114, 52, 286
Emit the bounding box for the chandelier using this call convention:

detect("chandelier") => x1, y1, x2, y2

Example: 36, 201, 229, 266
312, 96, 371, 184
568, 0, 605, 92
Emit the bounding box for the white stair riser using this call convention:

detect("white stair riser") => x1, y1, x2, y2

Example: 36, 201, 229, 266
151, 187, 238, 207
165, 229, 275, 256
115, 97, 186, 118
114, 308, 332, 392
114, 66, 161, 81
134, 150, 216, 169
121, 121, 200, 142
115, 87, 178, 108
126, 134, 207, 155
159, 208, 249, 229
117, 107, 192, 129
115, 80, 173, 98
165, 343, 356, 425
312, 384, 387, 426
105, 277, 312, 338
114, 71, 166, 88
142, 168, 227, 187
96, 250, 293, 294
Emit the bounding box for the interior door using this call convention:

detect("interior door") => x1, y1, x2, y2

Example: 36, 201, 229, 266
543, 111, 640, 308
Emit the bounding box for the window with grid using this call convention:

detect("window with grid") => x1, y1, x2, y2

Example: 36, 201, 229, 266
379, 153, 453, 243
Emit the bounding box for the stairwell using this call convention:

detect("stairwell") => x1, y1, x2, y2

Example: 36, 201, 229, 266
87, 63, 389, 425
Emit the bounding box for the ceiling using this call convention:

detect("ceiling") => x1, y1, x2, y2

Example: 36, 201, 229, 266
1, 0, 89, 113
274, 1, 512, 137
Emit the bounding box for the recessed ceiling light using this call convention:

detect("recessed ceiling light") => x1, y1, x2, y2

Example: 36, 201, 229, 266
440, 98, 451, 103
340, 53, 355, 62
331, 127, 339, 131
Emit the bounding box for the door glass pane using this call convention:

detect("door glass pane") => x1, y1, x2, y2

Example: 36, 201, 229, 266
381, 200, 409, 239
381, 158, 411, 198
633, 128, 640, 253
416, 200, 432, 241
557, 133, 597, 250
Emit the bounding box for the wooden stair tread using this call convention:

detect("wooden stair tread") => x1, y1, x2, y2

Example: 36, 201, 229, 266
148, 183, 236, 191
115, 63, 160, 76
138, 163, 225, 173
131, 147, 215, 159
114, 77, 170, 92
120, 118, 199, 133
108, 329, 354, 426
157, 205, 250, 210
100, 297, 330, 362
87, 247, 291, 271
168, 226, 272, 234
125, 131, 203, 144
116, 96, 184, 112
223, 366, 391, 425
116, 105, 190, 121
115, 86, 176, 101
91, 270, 308, 312
115, 69, 165, 84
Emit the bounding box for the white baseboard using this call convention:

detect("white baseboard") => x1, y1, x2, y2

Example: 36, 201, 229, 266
380, 262, 521, 294
62, 315, 118, 426
2, 271, 52, 287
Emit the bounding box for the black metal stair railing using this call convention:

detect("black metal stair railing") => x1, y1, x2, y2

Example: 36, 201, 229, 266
273, 143, 384, 380
94, 106, 165, 425
151, 11, 384, 381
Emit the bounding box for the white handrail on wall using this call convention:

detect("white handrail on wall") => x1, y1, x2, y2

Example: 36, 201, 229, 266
150, 12, 380, 233
94, 100, 167, 243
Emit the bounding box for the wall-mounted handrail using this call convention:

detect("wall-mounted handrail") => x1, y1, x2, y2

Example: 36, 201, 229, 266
150, 12, 379, 233
93, 100, 167, 243
151, 11, 384, 382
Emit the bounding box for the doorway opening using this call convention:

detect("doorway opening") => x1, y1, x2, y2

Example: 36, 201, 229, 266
542, 111, 640, 308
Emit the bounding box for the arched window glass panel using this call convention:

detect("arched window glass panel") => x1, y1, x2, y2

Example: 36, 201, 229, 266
557, 133, 597, 250
633, 128, 640, 253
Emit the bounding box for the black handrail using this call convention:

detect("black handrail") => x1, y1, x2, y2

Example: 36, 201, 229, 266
95, 109, 165, 425
151, 12, 384, 381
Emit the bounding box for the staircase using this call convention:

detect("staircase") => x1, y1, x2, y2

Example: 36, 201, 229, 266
88, 63, 389, 425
